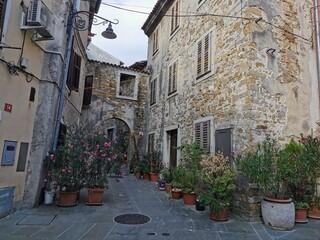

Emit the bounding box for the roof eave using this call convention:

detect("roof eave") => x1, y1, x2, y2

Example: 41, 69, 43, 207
142, 0, 173, 37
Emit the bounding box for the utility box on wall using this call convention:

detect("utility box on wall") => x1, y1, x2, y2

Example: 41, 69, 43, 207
1, 141, 17, 166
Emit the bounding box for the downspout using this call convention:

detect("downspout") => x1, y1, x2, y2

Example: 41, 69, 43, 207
314, 0, 320, 98
52, 0, 78, 150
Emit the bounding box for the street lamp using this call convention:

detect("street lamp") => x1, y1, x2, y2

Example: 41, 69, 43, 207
72, 10, 119, 39
52, 3, 119, 151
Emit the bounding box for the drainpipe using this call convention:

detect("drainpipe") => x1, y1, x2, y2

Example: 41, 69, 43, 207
314, 0, 320, 98
52, 0, 78, 150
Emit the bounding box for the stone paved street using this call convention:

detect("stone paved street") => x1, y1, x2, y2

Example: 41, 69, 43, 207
0, 175, 319, 240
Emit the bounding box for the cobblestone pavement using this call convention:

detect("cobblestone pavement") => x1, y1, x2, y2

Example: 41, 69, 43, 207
0, 175, 319, 240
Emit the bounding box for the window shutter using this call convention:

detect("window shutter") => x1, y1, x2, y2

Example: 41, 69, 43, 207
82, 75, 93, 107
172, 62, 177, 92
168, 65, 172, 94
204, 34, 210, 73
150, 78, 156, 105
171, 7, 174, 33
175, 1, 179, 29
197, 41, 202, 77
73, 52, 81, 91
0, 0, 7, 42
195, 120, 210, 153
67, 49, 75, 90
202, 120, 210, 152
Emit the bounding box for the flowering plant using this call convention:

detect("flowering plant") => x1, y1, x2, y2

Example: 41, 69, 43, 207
51, 144, 85, 192
83, 134, 122, 188
200, 152, 236, 211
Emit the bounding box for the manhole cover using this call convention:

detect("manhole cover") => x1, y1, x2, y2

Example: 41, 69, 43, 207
114, 214, 150, 224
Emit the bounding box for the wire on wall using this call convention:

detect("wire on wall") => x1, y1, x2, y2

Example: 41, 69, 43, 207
0, 58, 82, 114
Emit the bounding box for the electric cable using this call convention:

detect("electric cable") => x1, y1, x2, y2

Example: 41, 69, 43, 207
101, 2, 313, 42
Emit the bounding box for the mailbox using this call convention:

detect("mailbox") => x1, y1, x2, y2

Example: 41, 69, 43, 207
1, 141, 17, 166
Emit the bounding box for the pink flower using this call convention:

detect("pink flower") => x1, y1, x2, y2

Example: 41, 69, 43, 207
44, 179, 47, 183
107, 158, 111, 161
61, 168, 66, 173
50, 154, 54, 160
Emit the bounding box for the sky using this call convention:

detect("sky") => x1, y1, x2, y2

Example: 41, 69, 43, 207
90, 0, 158, 66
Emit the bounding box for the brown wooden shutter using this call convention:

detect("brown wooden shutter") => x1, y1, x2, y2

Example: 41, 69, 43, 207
195, 120, 210, 153
168, 65, 172, 94
73, 52, 81, 91
171, 7, 174, 33
172, 61, 177, 93
67, 49, 75, 90
82, 75, 93, 107
197, 41, 202, 77
204, 34, 210, 73
148, 133, 155, 153
0, 0, 7, 42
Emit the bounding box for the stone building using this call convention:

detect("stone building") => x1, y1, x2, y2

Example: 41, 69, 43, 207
81, 59, 149, 165
0, 0, 100, 211
142, 0, 320, 220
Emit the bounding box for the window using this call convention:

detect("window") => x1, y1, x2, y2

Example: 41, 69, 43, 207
29, 87, 36, 102
67, 46, 82, 91
16, 143, 29, 172
82, 75, 93, 108
195, 119, 211, 153
171, 0, 179, 34
0, 0, 9, 44
57, 123, 67, 147
196, 32, 211, 79
116, 71, 139, 100
168, 60, 178, 95
150, 78, 157, 106
152, 28, 159, 55
107, 128, 114, 141
148, 133, 155, 153
215, 128, 232, 157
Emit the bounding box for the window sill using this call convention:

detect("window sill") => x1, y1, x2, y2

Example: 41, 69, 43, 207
116, 95, 138, 101
170, 27, 180, 40
167, 92, 178, 100
195, 71, 213, 84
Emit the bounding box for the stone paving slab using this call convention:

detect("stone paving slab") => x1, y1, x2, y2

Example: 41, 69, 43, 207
0, 175, 319, 240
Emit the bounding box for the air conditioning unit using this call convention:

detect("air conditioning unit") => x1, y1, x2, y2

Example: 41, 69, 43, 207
21, 0, 55, 39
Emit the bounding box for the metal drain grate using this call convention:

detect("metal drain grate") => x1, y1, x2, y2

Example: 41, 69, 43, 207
114, 214, 150, 224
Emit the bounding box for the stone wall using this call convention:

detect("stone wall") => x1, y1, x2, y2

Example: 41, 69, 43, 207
145, 0, 318, 220
81, 61, 149, 163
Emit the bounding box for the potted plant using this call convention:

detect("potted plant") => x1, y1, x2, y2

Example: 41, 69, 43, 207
43, 152, 57, 205
148, 151, 163, 182
171, 166, 184, 199
51, 143, 85, 207
295, 201, 310, 223
160, 167, 172, 193
308, 195, 320, 219
140, 159, 150, 180
177, 143, 203, 205
239, 138, 295, 230
84, 134, 118, 205
200, 152, 236, 221
133, 164, 142, 180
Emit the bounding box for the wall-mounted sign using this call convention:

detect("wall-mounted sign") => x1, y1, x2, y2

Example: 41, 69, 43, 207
4, 103, 12, 113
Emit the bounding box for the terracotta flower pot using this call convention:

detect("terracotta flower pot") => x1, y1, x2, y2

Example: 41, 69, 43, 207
165, 183, 173, 193
57, 190, 79, 207
183, 192, 196, 205
143, 173, 150, 180
87, 188, 105, 205
150, 173, 159, 182
295, 208, 308, 223
134, 172, 141, 180
171, 189, 182, 199
308, 204, 320, 219
210, 207, 228, 221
